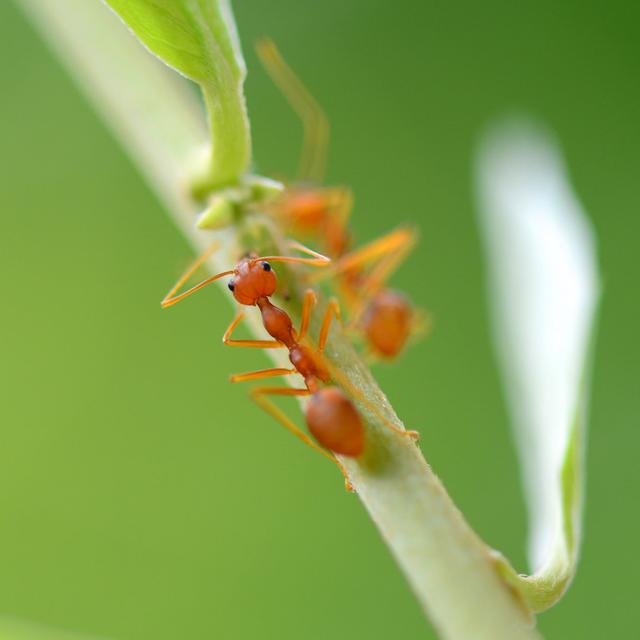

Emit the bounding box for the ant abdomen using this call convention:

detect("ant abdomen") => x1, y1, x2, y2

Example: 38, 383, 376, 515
305, 387, 365, 457
361, 289, 413, 359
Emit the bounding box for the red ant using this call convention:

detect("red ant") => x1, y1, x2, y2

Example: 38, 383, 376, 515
256, 38, 429, 361
161, 241, 418, 490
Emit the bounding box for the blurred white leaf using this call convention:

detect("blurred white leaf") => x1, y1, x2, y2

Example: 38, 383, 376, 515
476, 121, 599, 610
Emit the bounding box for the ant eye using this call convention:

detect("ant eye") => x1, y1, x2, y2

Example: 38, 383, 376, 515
228, 281, 235, 292
262, 261, 271, 272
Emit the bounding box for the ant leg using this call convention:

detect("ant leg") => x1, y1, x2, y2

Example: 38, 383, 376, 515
256, 241, 331, 268
324, 360, 420, 441
348, 254, 410, 328
250, 385, 354, 491
230, 368, 297, 383
318, 298, 342, 352
161, 241, 235, 308
223, 312, 285, 349
298, 289, 317, 341
342, 229, 418, 328
316, 227, 415, 277
256, 38, 329, 184
308, 225, 416, 285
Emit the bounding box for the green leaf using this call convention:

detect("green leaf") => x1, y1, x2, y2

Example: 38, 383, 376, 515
103, 0, 251, 191
475, 121, 600, 611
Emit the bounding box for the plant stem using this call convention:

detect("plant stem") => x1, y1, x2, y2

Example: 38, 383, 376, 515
16, 1, 542, 637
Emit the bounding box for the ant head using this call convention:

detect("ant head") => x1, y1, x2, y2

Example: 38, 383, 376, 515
228, 257, 277, 305
281, 188, 328, 229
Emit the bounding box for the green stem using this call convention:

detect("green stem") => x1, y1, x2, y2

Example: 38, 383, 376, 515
16, 1, 543, 638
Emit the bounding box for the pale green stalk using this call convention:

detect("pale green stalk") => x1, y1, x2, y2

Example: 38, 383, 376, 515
15, 1, 597, 638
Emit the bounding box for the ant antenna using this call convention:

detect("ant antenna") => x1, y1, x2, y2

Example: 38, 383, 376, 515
254, 240, 331, 267
161, 241, 330, 309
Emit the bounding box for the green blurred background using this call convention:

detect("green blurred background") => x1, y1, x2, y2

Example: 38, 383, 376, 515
1, 1, 638, 638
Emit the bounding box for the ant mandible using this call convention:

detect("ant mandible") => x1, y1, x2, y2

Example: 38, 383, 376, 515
256, 38, 429, 362
161, 241, 419, 490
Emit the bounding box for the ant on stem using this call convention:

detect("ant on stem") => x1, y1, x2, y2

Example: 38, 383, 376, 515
256, 38, 429, 361
161, 241, 419, 490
